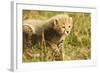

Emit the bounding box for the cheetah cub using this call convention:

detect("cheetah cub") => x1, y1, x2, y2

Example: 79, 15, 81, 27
23, 14, 73, 61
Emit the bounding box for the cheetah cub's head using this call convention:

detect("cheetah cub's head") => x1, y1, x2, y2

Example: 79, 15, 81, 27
53, 14, 73, 36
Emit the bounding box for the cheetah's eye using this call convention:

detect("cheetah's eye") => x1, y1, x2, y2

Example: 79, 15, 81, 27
68, 26, 71, 28
62, 26, 65, 28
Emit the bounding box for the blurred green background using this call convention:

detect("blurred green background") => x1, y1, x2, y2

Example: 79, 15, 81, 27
23, 10, 91, 62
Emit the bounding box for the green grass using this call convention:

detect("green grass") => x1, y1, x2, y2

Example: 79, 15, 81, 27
23, 10, 91, 62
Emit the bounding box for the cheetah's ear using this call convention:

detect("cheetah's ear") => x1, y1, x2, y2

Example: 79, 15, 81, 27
69, 17, 73, 24
53, 19, 58, 26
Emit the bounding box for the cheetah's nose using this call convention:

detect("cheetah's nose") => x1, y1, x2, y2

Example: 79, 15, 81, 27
66, 31, 69, 33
